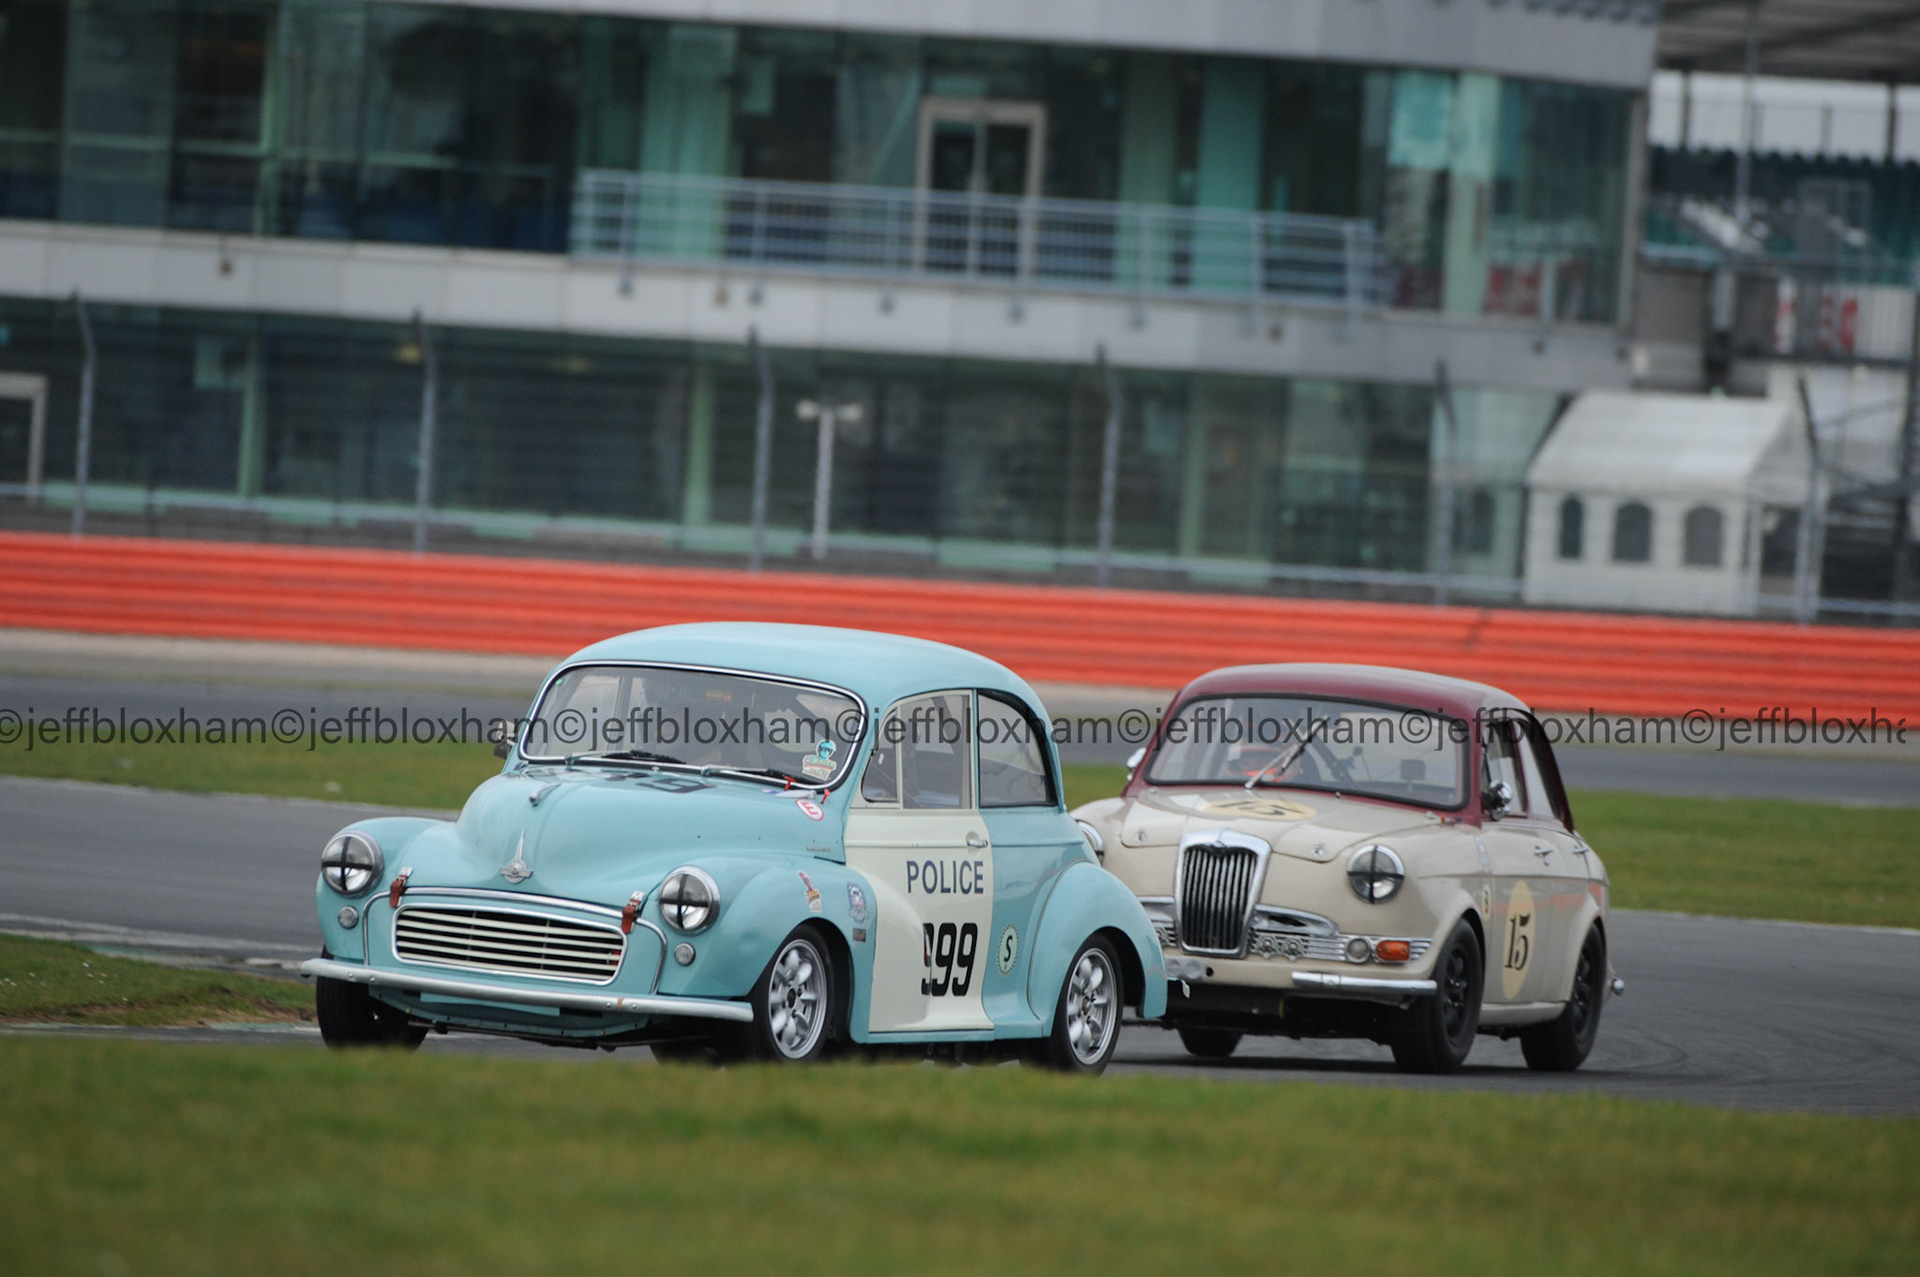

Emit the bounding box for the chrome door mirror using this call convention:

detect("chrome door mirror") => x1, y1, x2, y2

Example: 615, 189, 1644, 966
1483, 779, 1514, 820
1125, 746, 1145, 776
490, 719, 515, 760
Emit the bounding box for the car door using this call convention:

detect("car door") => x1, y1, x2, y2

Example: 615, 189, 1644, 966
1478, 716, 1567, 1005
843, 691, 994, 1034
974, 690, 1073, 1032
1510, 716, 1591, 978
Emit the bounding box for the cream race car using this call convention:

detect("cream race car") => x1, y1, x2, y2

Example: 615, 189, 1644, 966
1073, 664, 1620, 1074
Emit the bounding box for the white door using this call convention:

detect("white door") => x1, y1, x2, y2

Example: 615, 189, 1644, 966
844, 692, 995, 1033
914, 97, 1045, 277
1479, 716, 1573, 1003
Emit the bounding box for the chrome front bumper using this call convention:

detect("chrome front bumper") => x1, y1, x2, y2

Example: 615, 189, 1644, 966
1289, 971, 1437, 997
301, 958, 754, 1023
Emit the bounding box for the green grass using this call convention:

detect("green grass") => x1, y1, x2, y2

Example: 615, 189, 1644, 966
0, 734, 495, 809
5, 748, 1914, 930
1064, 763, 1919, 930
0, 933, 313, 1026
0, 1038, 1912, 1277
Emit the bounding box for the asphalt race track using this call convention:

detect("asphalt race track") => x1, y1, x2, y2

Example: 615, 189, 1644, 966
4, 775, 1914, 1115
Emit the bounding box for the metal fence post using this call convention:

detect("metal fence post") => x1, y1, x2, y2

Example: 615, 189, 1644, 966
1342, 222, 1361, 340
1794, 375, 1826, 623
1095, 344, 1122, 588
748, 327, 774, 572
1890, 262, 1920, 601
1432, 360, 1459, 608
412, 311, 438, 554
71, 291, 96, 537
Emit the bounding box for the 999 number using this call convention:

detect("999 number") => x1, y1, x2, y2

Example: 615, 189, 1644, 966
920, 921, 979, 997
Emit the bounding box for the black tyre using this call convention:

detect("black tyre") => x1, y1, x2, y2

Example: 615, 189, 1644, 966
1033, 937, 1122, 1074
1388, 917, 1482, 1074
1176, 1027, 1242, 1059
1520, 925, 1607, 1072
742, 929, 836, 1062
315, 976, 427, 1049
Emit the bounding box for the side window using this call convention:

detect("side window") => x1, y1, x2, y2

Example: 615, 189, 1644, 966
1482, 717, 1526, 810
978, 691, 1054, 808
877, 692, 972, 811
1517, 721, 1570, 827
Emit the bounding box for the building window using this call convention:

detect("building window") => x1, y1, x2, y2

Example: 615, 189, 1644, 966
1683, 505, 1724, 567
1611, 500, 1652, 563
1556, 495, 1584, 560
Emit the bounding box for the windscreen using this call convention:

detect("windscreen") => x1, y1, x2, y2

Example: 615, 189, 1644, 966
1145, 695, 1467, 809
522, 664, 865, 787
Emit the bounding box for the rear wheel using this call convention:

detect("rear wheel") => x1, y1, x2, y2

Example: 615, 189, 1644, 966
1520, 926, 1607, 1072
315, 976, 427, 1049
743, 929, 836, 1063
1388, 918, 1481, 1074
1176, 1027, 1242, 1059
1033, 937, 1122, 1074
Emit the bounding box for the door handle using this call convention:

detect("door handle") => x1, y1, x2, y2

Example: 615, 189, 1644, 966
966, 834, 987, 848
1532, 846, 1554, 860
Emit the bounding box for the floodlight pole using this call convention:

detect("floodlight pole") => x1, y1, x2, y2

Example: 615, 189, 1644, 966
798, 396, 863, 562
1095, 343, 1121, 588
71, 291, 96, 537
1432, 360, 1460, 609
412, 310, 438, 554
748, 327, 774, 573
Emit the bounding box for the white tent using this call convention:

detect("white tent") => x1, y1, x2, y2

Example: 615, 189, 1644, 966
1522, 391, 1812, 615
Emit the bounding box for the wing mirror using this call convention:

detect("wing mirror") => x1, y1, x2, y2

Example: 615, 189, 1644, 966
490, 719, 515, 760
1483, 779, 1514, 821
1125, 746, 1145, 777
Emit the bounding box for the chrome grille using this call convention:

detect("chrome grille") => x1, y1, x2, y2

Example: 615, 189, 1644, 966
393, 906, 624, 984
1177, 844, 1261, 954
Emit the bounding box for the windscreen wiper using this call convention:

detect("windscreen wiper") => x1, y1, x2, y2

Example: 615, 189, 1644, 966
581, 749, 686, 766
711, 766, 822, 788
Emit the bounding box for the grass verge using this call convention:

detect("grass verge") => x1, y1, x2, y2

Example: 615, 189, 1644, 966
0, 735, 494, 809
0, 933, 312, 1026
0, 1038, 1913, 1277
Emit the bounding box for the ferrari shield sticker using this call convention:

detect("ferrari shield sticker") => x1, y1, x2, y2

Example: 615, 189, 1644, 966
996, 924, 1019, 976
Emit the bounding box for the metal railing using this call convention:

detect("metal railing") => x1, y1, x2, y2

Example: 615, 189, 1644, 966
571, 171, 1385, 321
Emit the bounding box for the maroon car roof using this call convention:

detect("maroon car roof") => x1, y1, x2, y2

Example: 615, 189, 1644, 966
1172, 663, 1532, 721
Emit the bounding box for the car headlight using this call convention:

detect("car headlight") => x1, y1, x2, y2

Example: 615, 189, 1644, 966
659, 867, 720, 933
1347, 845, 1405, 904
321, 832, 383, 896
1074, 819, 1104, 861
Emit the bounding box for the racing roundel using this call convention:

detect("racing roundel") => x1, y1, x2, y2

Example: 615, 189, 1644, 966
1499, 880, 1536, 1000
996, 925, 1019, 976
796, 798, 823, 821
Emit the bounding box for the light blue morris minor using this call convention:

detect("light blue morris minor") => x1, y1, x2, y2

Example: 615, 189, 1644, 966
302, 623, 1165, 1072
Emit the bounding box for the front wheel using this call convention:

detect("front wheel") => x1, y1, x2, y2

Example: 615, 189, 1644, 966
1388, 918, 1481, 1074
1520, 925, 1607, 1072
1033, 937, 1122, 1074
315, 975, 427, 1049
743, 929, 836, 1062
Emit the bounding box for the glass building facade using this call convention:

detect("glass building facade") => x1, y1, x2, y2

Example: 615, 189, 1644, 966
0, 1, 1619, 583
0, 296, 1561, 576
0, 0, 1634, 322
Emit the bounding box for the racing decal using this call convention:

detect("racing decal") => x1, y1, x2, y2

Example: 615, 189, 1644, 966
906, 858, 985, 895
920, 922, 979, 996
798, 870, 822, 914
796, 798, 824, 821
1165, 792, 1316, 821
1500, 879, 1536, 999
996, 924, 1019, 976
1479, 881, 1493, 918
846, 883, 869, 926
801, 739, 837, 780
